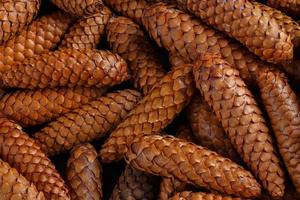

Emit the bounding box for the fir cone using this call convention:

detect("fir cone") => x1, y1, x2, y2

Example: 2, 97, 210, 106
0, 117, 70, 200
67, 143, 102, 200
0, 87, 104, 127
267, 0, 300, 17
2, 48, 129, 89
168, 191, 241, 200
193, 53, 285, 198
33, 89, 141, 156
125, 135, 261, 198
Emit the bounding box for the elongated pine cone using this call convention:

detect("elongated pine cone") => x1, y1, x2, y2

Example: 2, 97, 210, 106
193, 53, 285, 198
60, 6, 111, 49
2, 48, 129, 89
267, 0, 300, 16
0, 117, 70, 200
100, 65, 195, 163
169, 191, 241, 200
110, 165, 159, 200
67, 143, 102, 200
107, 16, 166, 95
33, 89, 141, 156
0, 159, 45, 200
125, 135, 261, 198
0, 87, 104, 127
256, 66, 300, 193
0, 0, 40, 44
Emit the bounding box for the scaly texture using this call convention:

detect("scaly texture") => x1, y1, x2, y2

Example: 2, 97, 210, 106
60, 6, 111, 49
67, 143, 102, 200
193, 53, 285, 198
125, 135, 261, 198
106, 16, 166, 95
100, 65, 195, 162
187, 94, 241, 163
256, 66, 300, 193
169, 191, 241, 200
168, 53, 189, 68
0, 159, 45, 200
258, 185, 300, 200
267, 0, 300, 16
0, 87, 103, 127
2, 48, 129, 89
0, 117, 70, 200
110, 165, 159, 200
0, 0, 40, 44
33, 89, 141, 156
142, 3, 264, 86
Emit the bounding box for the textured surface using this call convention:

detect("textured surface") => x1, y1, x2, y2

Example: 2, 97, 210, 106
0, 87, 103, 127
33, 89, 141, 156
125, 135, 261, 198
110, 165, 159, 200
2, 48, 129, 89
0, 117, 70, 200
107, 16, 166, 95
169, 191, 241, 200
168, 53, 189, 68
67, 143, 102, 200
267, 0, 300, 16
193, 53, 285, 198
60, 6, 111, 49
256, 66, 300, 193
99, 65, 195, 162
0, 159, 45, 200
0, 0, 40, 44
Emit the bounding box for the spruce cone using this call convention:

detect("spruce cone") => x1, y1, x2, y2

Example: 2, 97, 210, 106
2, 48, 129, 89
0, 87, 103, 127
125, 135, 261, 198
67, 143, 102, 200
169, 191, 241, 200
193, 53, 285, 198
33, 89, 141, 156
106, 16, 165, 95
0, 117, 70, 200
267, 0, 300, 16
99, 65, 195, 163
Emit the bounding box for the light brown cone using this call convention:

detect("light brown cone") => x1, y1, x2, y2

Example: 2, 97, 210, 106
169, 191, 241, 200
33, 89, 141, 156
106, 16, 166, 96
267, 0, 300, 17
67, 143, 102, 200
99, 65, 195, 163
60, 6, 111, 49
0, 159, 45, 200
2, 48, 129, 89
125, 135, 261, 198
193, 53, 285, 198
0, 0, 40, 44
256, 66, 300, 193
0, 87, 104, 127
0, 117, 70, 200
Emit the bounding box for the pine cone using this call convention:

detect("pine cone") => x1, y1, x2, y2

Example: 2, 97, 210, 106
125, 135, 261, 198
67, 143, 102, 200
0, 117, 70, 200
99, 65, 195, 163
33, 89, 141, 156
2, 48, 129, 89
0, 87, 104, 127
0, 159, 45, 200
169, 191, 241, 200
60, 6, 111, 49
168, 53, 189, 68
106, 16, 166, 96
193, 53, 285, 198
267, 0, 300, 17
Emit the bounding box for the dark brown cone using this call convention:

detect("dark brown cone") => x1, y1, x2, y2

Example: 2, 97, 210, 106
168, 191, 242, 200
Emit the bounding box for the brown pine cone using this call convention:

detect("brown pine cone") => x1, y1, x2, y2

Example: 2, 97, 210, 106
2, 48, 129, 89
60, 6, 111, 49
168, 53, 189, 68
0, 87, 104, 127
187, 94, 241, 163
0, 0, 40, 44
99, 65, 195, 163
256, 66, 300, 193
141, 3, 264, 86
106, 16, 166, 96
33, 89, 141, 156
193, 53, 285, 198
0, 117, 70, 200
267, 0, 300, 17
168, 191, 241, 200
110, 165, 159, 200
125, 135, 261, 198
0, 159, 45, 200
67, 143, 102, 200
